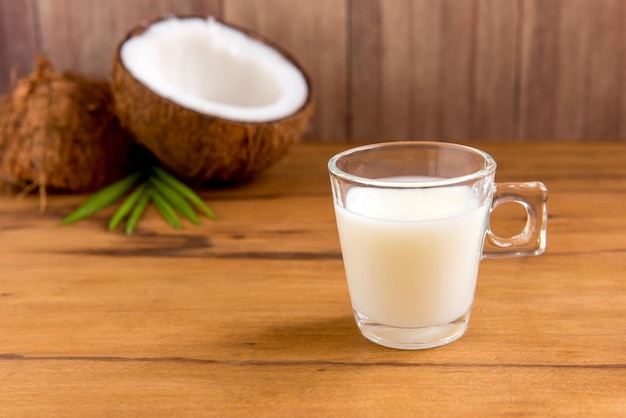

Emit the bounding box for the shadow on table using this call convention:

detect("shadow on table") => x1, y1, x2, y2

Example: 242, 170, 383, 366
231, 315, 376, 359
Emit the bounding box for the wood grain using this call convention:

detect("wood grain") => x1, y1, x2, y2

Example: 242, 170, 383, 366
348, 0, 381, 141
1, 362, 623, 416
519, 0, 626, 140
35, 0, 222, 80
473, 0, 519, 140
0, 141, 625, 416
0, 0, 38, 92
3, 1, 626, 141
350, 0, 518, 142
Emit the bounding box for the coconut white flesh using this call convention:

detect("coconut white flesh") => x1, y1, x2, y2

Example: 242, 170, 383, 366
120, 17, 308, 123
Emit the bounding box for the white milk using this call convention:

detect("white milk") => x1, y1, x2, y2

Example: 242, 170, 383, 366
334, 184, 489, 328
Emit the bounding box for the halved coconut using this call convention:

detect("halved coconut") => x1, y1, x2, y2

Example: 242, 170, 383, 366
111, 15, 313, 184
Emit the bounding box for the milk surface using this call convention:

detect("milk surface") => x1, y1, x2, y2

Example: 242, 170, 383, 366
335, 183, 489, 328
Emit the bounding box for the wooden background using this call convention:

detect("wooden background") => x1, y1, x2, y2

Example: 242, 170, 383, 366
1, 0, 626, 142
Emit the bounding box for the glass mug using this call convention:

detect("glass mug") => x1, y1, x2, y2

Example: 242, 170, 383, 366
328, 142, 547, 350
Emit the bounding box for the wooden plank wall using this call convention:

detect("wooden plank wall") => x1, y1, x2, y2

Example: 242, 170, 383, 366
1, 0, 625, 141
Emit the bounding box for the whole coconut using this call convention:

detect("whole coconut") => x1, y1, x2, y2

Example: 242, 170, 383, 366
0, 57, 133, 208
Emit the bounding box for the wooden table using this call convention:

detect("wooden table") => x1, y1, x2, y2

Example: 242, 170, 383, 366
1, 141, 624, 417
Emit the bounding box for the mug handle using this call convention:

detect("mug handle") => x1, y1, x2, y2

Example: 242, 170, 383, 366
482, 182, 548, 259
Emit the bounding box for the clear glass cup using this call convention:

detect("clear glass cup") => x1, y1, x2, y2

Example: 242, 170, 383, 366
328, 142, 547, 350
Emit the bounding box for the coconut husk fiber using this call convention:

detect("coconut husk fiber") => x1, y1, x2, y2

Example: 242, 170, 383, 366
111, 16, 313, 185
0, 57, 133, 209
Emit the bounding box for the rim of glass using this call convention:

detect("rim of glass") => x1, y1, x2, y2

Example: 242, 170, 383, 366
328, 141, 497, 188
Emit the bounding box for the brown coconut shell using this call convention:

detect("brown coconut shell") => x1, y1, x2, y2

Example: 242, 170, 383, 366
0, 57, 133, 198
111, 15, 313, 184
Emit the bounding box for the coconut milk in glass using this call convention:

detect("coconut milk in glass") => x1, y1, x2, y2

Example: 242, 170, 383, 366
328, 142, 547, 350
335, 184, 489, 328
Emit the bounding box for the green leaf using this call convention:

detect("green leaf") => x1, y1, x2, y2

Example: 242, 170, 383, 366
125, 188, 153, 235
153, 166, 216, 220
61, 172, 142, 225
152, 189, 182, 229
150, 176, 201, 225
108, 181, 150, 231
